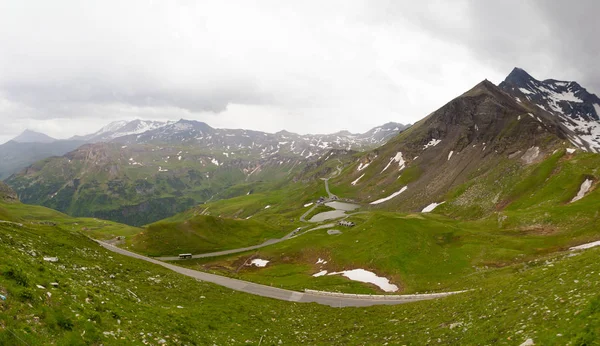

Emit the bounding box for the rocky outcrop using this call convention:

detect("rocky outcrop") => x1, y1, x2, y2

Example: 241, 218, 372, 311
0, 181, 18, 202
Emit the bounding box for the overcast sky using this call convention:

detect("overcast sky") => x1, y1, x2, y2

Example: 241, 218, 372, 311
0, 0, 598, 143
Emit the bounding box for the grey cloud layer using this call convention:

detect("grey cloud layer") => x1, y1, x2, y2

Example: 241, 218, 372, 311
0, 0, 597, 141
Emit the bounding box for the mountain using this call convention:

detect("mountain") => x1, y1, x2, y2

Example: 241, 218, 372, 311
333, 79, 569, 212
71, 119, 170, 142
115, 119, 408, 159
0, 139, 86, 180
11, 129, 56, 143
5, 119, 406, 225
0, 120, 169, 180
3, 72, 600, 345
499, 67, 600, 152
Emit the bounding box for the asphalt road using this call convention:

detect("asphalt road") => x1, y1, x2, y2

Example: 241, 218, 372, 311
154, 223, 335, 261
96, 240, 464, 307
156, 172, 344, 260
320, 178, 337, 199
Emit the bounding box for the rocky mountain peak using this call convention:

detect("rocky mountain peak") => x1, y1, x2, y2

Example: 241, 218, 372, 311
499, 68, 600, 152
503, 67, 536, 87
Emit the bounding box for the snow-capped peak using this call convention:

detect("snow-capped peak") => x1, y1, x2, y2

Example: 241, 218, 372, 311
499, 67, 600, 153
82, 119, 170, 142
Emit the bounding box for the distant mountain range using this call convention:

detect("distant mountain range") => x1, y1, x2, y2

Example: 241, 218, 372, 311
0, 119, 407, 180
70, 119, 170, 142
3, 120, 407, 224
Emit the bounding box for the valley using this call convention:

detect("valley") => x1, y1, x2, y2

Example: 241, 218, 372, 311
2, 67, 600, 344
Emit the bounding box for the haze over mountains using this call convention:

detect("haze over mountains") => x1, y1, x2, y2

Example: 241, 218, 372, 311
11, 129, 57, 143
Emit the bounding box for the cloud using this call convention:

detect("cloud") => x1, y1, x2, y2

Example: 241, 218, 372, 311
0, 0, 597, 142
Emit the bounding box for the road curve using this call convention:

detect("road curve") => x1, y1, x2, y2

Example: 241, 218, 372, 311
96, 240, 464, 307
154, 223, 335, 261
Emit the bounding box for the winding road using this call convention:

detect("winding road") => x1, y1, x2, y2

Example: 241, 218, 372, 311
155, 223, 335, 261
320, 178, 337, 199
96, 240, 465, 307
159, 174, 356, 260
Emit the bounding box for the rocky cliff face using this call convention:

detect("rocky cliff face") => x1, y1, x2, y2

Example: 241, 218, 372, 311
500, 67, 600, 152
0, 181, 18, 202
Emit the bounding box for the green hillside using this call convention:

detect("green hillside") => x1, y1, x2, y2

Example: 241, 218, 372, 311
127, 215, 285, 257
170, 146, 599, 296
2, 206, 600, 344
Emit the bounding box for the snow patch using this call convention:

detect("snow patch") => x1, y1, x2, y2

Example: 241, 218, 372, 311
158, 166, 168, 172
421, 201, 445, 213
570, 240, 600, 251
519, 88, 533, 95
552, 89, 583, 103
316, 258, 328, 264
304, 202, 314, 207
571, 179, 593, 203
351, 173, 365, 186
327, 269, 398, 292
370, 186, 408, 205
264, 205, 271, 209
566, 148, 576, 154
312, 270, 328, 277
423, 139, 441, 150
447, 151, 454, 161
249, 259, 269, 267
381, 152, 405, 173
357, 162, 370, 171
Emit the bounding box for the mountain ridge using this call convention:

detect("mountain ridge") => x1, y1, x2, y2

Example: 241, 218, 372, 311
332, 75, 568, 213
499, 67, 600, 152
5, 119, 407, 225
11, 129, 56, 143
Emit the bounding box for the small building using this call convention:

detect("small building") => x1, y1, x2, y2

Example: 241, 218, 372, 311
178, 253, 193, 259
338, 220, 355, 227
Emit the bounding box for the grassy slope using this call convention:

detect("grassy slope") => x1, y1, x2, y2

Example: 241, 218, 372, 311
0, 200, 141, 240
6, 142, 308, 226
173, 150, 600, 295
118, 179, 328, 257
2, 219, 600, 345
127, 215, 285, 257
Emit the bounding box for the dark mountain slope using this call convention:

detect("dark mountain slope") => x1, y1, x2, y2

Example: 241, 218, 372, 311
333, 80, 569, 211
